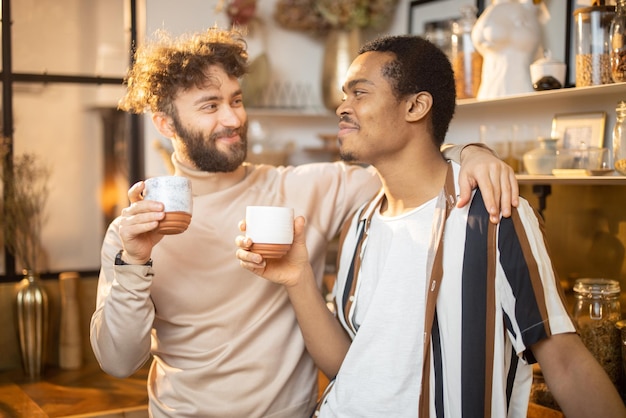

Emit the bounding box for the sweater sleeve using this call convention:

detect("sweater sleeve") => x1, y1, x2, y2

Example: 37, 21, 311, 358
89, 220, 155, 378
441, 143, 497, 163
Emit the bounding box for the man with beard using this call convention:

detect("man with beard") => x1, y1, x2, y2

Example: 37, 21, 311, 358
90, 27, 519, 418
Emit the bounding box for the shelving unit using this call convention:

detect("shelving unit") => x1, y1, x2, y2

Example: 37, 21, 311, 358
456, 83, 626, 110
246, 83, 626, 171
247, 107, 335, 118
517, 173, 626, 186
448, 82, 626, 150
451, 82, 626, 187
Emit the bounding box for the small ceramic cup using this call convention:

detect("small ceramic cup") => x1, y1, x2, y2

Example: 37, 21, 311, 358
143, 176, 193, 235
245, 206, 294, 258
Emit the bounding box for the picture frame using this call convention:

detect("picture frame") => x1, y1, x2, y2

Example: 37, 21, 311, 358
408, 0, 485, 35
551, 111, 607, 149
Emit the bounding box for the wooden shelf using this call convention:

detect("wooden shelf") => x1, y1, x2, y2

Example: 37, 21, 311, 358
516, 173, 626, 186
457, 83, 626, 110
246, 107, 334, 118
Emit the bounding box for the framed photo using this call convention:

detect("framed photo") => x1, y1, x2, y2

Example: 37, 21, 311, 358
408, 0, 485, 35
551, 112, 607, 149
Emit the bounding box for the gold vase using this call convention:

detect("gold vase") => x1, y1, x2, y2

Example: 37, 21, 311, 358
16, 269, 49, 380
321, 28, 361, 111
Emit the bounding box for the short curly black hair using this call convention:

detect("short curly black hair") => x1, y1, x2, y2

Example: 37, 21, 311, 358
358, 35, 456, 146
118, 26, 249, 116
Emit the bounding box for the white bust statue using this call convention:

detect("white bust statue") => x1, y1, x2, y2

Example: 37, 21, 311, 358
471, 0, 549, 99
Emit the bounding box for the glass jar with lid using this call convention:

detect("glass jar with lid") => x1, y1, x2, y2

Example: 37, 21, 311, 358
572, 278, 622, 389
574, 3, 616, 86
614, 100, 626, 175
611, 0, 626, 82
450, 4, 482, 99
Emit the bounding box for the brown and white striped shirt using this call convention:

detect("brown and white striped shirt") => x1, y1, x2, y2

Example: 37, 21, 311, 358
322, 162, 575, 418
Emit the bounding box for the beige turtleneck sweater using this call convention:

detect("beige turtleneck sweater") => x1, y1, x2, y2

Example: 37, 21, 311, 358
90, 157, 380, 418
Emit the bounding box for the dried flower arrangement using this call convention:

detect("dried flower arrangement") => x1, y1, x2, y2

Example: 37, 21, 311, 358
216, 0, 258, 26
274, 0, 399, 36
0, 144, 50, 272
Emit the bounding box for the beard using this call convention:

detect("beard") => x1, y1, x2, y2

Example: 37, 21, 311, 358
338, 114, 359, 163
172, 115, 248, 172
339, 149, 357, 163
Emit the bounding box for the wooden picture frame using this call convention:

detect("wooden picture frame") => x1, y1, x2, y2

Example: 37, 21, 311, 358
408, 0, 485, 35
551, 111, 607, 149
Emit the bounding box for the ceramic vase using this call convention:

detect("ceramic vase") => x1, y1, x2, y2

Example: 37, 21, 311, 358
15, 269, 49, 380
321, 28, 360, 111
523, 137, 558, 175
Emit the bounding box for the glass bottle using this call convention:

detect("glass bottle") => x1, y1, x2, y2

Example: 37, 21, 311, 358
614, 100, 626, 175
450, 5, 482, 99
611, 0, 626, 82
572, 278, 622, 390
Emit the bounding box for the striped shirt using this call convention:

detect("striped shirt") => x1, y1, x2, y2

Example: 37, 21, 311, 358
321, 162, 575, 417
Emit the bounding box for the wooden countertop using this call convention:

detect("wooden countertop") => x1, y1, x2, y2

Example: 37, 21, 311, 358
0, 364, 148, 417
1, 364, 562, 418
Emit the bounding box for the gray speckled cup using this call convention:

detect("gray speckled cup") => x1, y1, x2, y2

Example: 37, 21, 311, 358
143, 176, 192, 234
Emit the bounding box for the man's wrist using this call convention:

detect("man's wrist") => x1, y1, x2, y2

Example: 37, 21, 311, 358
115, 249, 153, 267
460, 143, 498, 160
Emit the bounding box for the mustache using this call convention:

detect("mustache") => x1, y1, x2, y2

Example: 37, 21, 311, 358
339, 114, 354, 124
209, 128, 242, 141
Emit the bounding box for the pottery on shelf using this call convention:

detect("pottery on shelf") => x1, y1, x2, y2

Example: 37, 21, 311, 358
523, 137, 558, 175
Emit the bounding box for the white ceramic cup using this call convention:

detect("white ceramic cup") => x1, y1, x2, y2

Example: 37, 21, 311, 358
245, 206, 294, 258
143, 176, 193, 234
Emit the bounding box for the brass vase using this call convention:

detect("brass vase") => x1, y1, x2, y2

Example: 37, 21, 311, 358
321, 28, 361, 111
16, 269, 49, 380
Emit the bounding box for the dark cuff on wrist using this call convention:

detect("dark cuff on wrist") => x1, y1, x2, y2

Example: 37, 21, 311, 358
114, 249, 153, 267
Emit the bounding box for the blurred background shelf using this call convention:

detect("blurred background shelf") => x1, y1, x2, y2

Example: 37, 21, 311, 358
517, 173, 626, 185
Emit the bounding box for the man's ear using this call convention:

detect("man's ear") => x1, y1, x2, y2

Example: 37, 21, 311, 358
152, 112, 176, 138
405, 91, 432, 122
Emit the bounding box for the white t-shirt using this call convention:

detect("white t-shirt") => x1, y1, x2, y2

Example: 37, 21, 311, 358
324, 198, 436, 416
